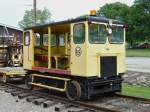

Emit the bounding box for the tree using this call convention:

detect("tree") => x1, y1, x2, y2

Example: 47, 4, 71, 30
97, 2, 133, 44
19, 8, 51, 28
134, 0, 150, 14
97, 1, 150, 45
130, 0, 150, 43
97, 2, 131, 21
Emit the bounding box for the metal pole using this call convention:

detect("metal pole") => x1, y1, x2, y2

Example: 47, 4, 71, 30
33, 0, 36, 25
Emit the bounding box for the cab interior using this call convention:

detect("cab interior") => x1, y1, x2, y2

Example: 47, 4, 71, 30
33, 24, 71, 70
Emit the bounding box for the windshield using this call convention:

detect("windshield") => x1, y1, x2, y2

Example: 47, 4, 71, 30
89, 24, 106, 44
89, 23, 124, 44
110, 26, 124, 43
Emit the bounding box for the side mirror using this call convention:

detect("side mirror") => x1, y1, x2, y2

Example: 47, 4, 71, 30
107, 28, 112, 35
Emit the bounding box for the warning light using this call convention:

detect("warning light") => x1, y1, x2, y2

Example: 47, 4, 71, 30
90, 10, 97, 16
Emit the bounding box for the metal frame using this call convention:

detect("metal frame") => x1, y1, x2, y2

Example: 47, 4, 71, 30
31, 74, 70, 92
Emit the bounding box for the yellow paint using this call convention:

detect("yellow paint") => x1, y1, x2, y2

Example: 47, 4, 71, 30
57, 47, 66, 55
86, 44, 125, 77
65, 33, 68, 55
54, 56, 58, 69
48, 27, 51, 69
23, 30, 34, 69
34, 47, 48, 55
70, 22, 87, 76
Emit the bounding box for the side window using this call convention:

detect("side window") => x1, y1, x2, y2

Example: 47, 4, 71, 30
24, 31, 30, 46
73, 24, 85, 44
35, 33, 40, 46
110, 26, 124, 43
51, 34, 57, 46
43, 34, 48, 46
59, 34, 65, 46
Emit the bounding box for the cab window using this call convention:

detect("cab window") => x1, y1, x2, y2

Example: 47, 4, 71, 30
89, 24, 106, 44
43, 34, 48, 46
73, 24, 85, 44
59, 34, 65, 46
35, 33, 40, 46
51, 34, 57, 46
24, 31, 30, 46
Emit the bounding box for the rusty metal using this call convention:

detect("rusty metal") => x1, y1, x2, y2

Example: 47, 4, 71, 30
0, 24, 23, 67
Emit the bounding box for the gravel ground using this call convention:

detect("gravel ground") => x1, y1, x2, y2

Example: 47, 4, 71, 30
0, 89, 83, 112
88, 96, 150, 112
123, 71, 150, 87
0, 90, 55, 112
0, 89, 87, 112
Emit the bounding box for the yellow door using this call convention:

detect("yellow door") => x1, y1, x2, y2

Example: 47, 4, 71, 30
70, 23, 87, 76
23, 30, 34, 69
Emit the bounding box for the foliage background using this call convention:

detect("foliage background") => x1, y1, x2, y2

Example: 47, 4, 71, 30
97, 0, 150, 45
19, 0, 150, 45
19, 8, 51, 28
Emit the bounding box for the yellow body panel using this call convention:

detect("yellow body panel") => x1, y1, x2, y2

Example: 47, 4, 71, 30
48, 27, 51, 68
70, 22, 87, 76
23, 30, 34, 69
86, 44, 125, 77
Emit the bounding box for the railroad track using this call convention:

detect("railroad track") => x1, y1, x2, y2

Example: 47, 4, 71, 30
0, 82, 150, 112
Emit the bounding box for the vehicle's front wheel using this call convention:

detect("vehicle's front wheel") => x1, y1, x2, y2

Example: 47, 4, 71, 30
66, 81, 81, 100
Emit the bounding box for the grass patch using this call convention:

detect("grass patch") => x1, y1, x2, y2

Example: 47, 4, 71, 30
122, 83, 150, 99
126, 49, 150, 57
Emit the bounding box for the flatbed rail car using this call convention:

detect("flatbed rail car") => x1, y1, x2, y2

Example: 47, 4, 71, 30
0, 67, 25, 83
23, 13, 126, 100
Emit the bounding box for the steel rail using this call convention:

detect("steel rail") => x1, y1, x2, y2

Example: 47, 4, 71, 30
0, 82, 150, 112
115, 93, 150, 103
0, 82, 120, 112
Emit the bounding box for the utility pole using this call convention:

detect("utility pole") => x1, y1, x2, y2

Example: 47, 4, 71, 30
33, 0, 36, 25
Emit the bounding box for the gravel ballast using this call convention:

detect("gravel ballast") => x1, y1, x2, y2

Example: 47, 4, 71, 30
0, 70, 149, 112
0, 90, 55, 112
124, 71, 150, 87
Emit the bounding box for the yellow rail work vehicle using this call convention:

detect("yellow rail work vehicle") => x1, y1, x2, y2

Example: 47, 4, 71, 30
23, 14, 125, 100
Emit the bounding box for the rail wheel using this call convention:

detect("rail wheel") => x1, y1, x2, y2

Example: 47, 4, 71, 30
3, 75, 8, 83
25, 75, 33, 90
66, 81, 81, 100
